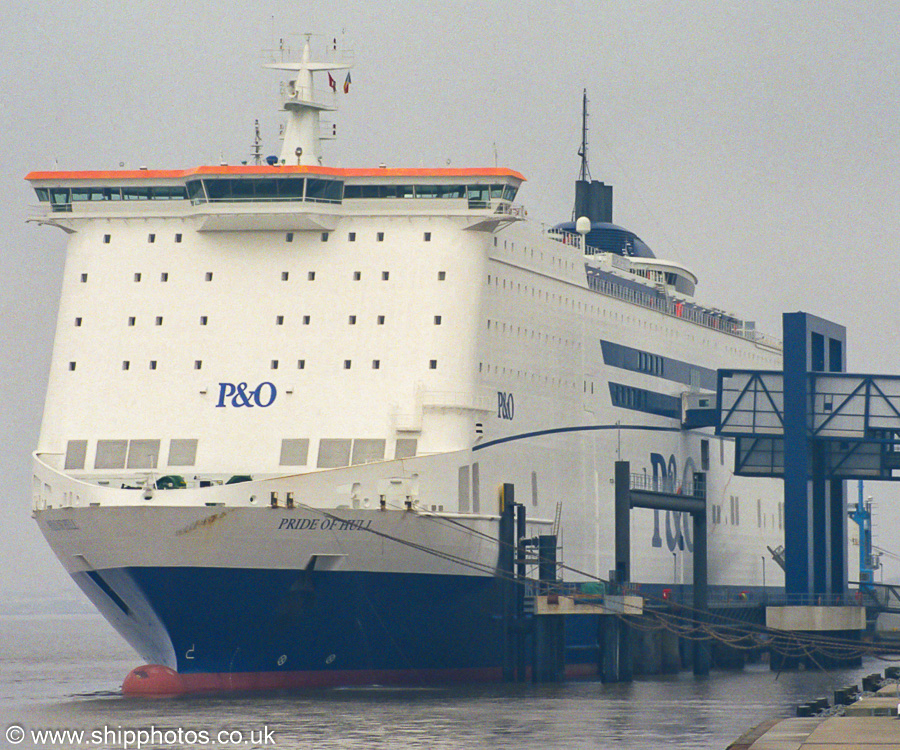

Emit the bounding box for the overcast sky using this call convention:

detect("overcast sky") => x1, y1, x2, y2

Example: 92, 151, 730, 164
3, 0, 900, 602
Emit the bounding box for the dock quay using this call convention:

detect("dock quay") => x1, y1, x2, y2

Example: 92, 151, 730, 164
727, 667, 900, 749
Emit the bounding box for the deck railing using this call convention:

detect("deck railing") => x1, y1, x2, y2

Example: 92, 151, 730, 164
545, 229, 781, 351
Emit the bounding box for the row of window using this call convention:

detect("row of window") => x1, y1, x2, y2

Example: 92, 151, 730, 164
66, 359, 439, 371
486, 319, 579, 348
478, 362, 583, 391
65, 438, 197, 470
95, 230, 435, 245
74, 313, 442, 328
492, 236, 578, 273
63, 437, 417, 471
282, 438, 418, 468
39, 179, 517, 207
78, 270, 448, 284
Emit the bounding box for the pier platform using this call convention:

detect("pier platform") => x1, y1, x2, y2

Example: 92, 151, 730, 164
729, 683, 900, 749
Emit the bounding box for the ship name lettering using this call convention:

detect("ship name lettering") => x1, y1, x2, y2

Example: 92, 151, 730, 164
215, 381, 277, 408
278, 518, 372, 531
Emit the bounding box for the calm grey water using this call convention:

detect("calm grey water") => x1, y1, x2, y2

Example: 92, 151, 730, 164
0, 613, 884, 749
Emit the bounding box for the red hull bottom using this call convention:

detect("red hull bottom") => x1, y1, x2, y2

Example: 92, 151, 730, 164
122, 663, 599, 695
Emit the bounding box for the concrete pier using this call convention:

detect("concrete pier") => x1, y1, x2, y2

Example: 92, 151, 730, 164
728, 715, 900, 749
728, 677, 900, 749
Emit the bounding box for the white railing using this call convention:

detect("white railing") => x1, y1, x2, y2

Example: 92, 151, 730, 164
543, 230, 781, 351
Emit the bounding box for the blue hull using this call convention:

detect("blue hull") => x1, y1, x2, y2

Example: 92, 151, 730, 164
73, 566, 601, 683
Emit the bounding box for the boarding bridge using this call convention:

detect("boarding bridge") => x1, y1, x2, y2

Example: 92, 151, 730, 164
718, 313, 900, 611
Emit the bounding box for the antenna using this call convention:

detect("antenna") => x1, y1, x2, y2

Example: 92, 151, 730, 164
251, 119, 263, 165
577, 88, 591, 182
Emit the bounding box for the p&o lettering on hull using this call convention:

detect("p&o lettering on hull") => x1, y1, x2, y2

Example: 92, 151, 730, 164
216, 382, 277, 408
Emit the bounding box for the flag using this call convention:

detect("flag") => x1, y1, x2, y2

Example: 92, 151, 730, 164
343, 71, 352, 94
327, 72, 336, 92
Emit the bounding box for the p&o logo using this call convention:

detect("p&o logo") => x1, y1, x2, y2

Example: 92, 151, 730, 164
216, 382, 277, 408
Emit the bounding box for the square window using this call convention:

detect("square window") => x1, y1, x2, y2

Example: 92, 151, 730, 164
372, 359, 380, 369
286, 232, 294, 242
307, 271, 316, 281
74, 317, 82, 327
200, 315, 208, 325
321, 232, 329, 242
205, 272, 213, 281
175, 233, 182, 243
302, 315, 310, 325
377, 232, 384, 242
155, 316, 163, 326
160, 272, 168, 282
103, 234, 111, 244
382, 271, 389, 280
424, 232, 431, 242
128, 316, 136, 326
344, 360, 352, 369
68, 361, 76, 371
80, 273, 88, 282
149, 360, 157, 370
297, 359, 305, 369
438, 271, 446, 280
122, 361, 130, 370
134, 273, 142, 282
281, 271, 289, 281
348, 232, 356, 242
377, 315, 385, 325
194, 360, 202, 370
148, 233, 156, 243
348, 315, 357, 324
276, 315, 284, 325
434, 315, 442, 325
353, 271, 361, 280
271, 360, 279, 369
429, 360, 437, 369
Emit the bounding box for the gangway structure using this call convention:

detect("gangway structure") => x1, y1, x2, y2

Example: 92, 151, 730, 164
716, 312, 900, 650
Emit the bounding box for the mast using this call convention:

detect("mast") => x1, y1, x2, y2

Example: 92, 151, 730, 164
577, 88, 591, 183
263, 36, 353, 166
572, 89, 613, 224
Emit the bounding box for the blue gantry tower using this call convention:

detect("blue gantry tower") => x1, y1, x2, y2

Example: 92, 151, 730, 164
719, 312, 900, 602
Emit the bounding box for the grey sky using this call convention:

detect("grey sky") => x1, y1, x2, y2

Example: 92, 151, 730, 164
3, 0, 900, 601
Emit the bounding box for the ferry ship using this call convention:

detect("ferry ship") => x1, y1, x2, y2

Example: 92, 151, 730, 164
28, 40, 786, 692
